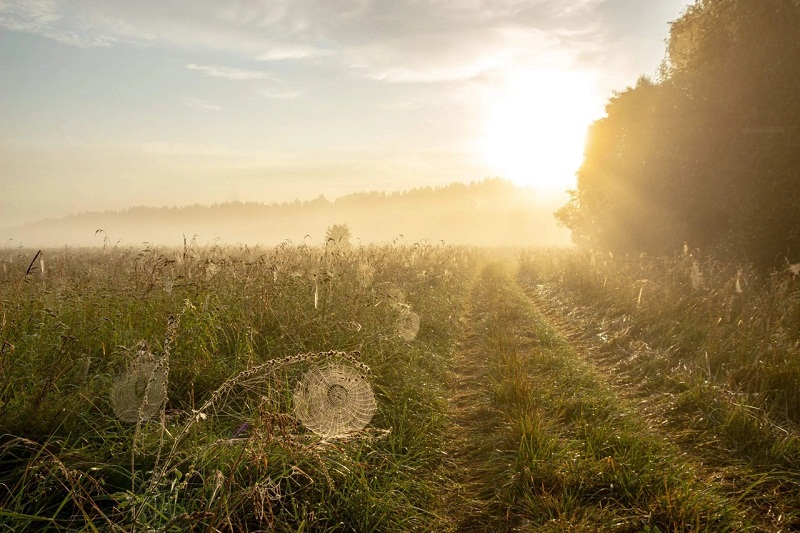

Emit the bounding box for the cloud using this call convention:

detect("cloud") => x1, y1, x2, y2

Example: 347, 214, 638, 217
262, 90, 302, 100
0, 0, 611, 83
257, 45, 335, 61
185, 63, 271, 81
333, 1, 606, 83
0, 0, 116, 47
0, 0, 61, 33
351, 26, 574, 83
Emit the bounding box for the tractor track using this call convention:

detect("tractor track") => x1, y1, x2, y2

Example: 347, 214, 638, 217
441, 280, 510, 532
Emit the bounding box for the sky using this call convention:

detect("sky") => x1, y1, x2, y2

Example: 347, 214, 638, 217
0, 0, 692, 229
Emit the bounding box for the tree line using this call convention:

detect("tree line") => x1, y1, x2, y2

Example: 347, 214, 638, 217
557, 0, 800, 270
8, 178, 568, 247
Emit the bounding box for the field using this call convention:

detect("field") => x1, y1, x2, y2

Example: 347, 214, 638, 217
1, 243, 800, 531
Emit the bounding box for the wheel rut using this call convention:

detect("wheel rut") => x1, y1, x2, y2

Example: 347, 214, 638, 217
440, 288, 500, 532
440, 267, 525, 532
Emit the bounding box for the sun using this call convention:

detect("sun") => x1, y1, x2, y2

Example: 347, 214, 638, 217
479, 69, 601, 198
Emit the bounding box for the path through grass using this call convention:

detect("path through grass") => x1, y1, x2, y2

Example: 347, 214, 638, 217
518, 271, 800, 531
444, 262, 754, 531
3, 246, 794, 530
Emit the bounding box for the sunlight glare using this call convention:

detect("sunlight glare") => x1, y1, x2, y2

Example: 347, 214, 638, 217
480, 70, 601, 198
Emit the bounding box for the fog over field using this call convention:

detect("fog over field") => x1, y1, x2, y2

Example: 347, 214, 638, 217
3, 179, 568, 248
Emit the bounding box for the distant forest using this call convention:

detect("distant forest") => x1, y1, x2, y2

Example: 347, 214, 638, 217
557, 0, 800, 270
6, 178, 568, 248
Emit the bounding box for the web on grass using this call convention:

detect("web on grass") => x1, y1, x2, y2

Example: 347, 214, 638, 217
110, 345, 168, 423
293, 363, 377, 438
395, 303, 420, 342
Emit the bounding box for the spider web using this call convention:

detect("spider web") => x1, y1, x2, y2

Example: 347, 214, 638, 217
110, 345, 168, 423
293, 364, 377, 438
395, 304, 420, 342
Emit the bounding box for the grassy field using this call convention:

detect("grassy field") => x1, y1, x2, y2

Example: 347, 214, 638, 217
517, 249, 800, 530
2, 244, 800, 531
0, 242, 475, 531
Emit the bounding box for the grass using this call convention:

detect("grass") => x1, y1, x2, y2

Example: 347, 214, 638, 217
0, 242, 476, 531
518, 248, 800, 529
452, 262, 749, 531
518, 248, 800, 421
4, 241, 800, 530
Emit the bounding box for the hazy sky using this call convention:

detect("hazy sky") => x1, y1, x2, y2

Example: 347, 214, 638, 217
0, 0, 690, 228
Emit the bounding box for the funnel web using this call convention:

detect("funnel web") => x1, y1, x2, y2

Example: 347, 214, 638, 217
293, 364, 377, 438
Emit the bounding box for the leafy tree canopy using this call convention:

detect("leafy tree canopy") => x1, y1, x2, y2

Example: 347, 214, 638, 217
557, 0, 800, 270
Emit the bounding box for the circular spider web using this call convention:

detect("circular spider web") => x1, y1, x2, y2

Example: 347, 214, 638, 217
293, 364, 377, 438
110, 350, 168, 423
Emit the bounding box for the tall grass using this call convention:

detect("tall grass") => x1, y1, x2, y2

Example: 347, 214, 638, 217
518, 248, 800, 527
519, 248, 800, 426
0, 241, 477, 531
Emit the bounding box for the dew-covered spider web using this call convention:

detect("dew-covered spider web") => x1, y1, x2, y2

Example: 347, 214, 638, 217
395, 303, 421, 342
110, 343, 168, 423
293, 363, 377, 438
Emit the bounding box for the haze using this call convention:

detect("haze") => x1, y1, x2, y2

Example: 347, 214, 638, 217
0, 0, 690, 244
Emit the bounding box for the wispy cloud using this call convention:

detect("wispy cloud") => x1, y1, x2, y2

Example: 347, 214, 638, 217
0, 0, 116, 47
0, 0, 608, 81
334, 0, 605, 83
262, 90, 302, 100
257, 45, 335, 61
349, 25, 577, 84
0, 0, 61, 35
186, 63, 271, 81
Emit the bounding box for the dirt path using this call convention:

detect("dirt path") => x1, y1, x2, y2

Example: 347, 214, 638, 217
441, 263, 536, 532
440, 281, 501, 532
438, 264, 796, 531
